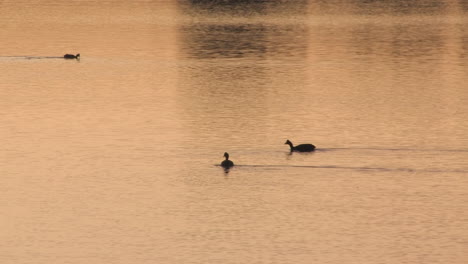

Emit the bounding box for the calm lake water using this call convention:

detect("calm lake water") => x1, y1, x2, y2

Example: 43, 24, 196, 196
1, 0, 468, 263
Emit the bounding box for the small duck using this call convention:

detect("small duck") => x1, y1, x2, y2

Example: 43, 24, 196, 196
64, 53, 80, 59
221, 152, 234, 168
285, 139, 316, 152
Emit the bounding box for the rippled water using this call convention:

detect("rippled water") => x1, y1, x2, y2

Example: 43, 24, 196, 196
1, 1, 468, 263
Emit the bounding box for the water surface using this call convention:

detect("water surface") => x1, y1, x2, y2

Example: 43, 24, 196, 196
1, 1, 468, 263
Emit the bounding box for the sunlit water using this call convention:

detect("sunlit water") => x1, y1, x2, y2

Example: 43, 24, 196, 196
1, 1, 468, 263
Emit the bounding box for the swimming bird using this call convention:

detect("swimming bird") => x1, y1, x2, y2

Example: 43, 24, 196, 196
285, 139, 316, 152
221, 152, 234, 168
64, 53, 80, 59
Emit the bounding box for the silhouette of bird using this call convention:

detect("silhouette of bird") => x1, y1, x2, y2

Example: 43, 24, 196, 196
221, 152, 234, 168
64, 53, 80, 59
285, 139, 316, 152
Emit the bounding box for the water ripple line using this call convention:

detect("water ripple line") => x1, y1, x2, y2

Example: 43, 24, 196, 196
218, 164, 468, 174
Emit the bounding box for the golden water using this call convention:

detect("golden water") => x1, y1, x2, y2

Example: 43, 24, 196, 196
1, 1, 468, 263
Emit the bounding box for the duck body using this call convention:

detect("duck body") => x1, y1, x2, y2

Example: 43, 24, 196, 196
221, 152, 234, 168
64, 53, 80, 59
285, 139, 316, 152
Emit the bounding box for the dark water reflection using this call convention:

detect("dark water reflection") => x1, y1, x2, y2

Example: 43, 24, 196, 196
179, 0, 309, 16
179, 23, 308, 60
347, 0, 449, 15
179, 24, 270, 59
178, 1, 309, 60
